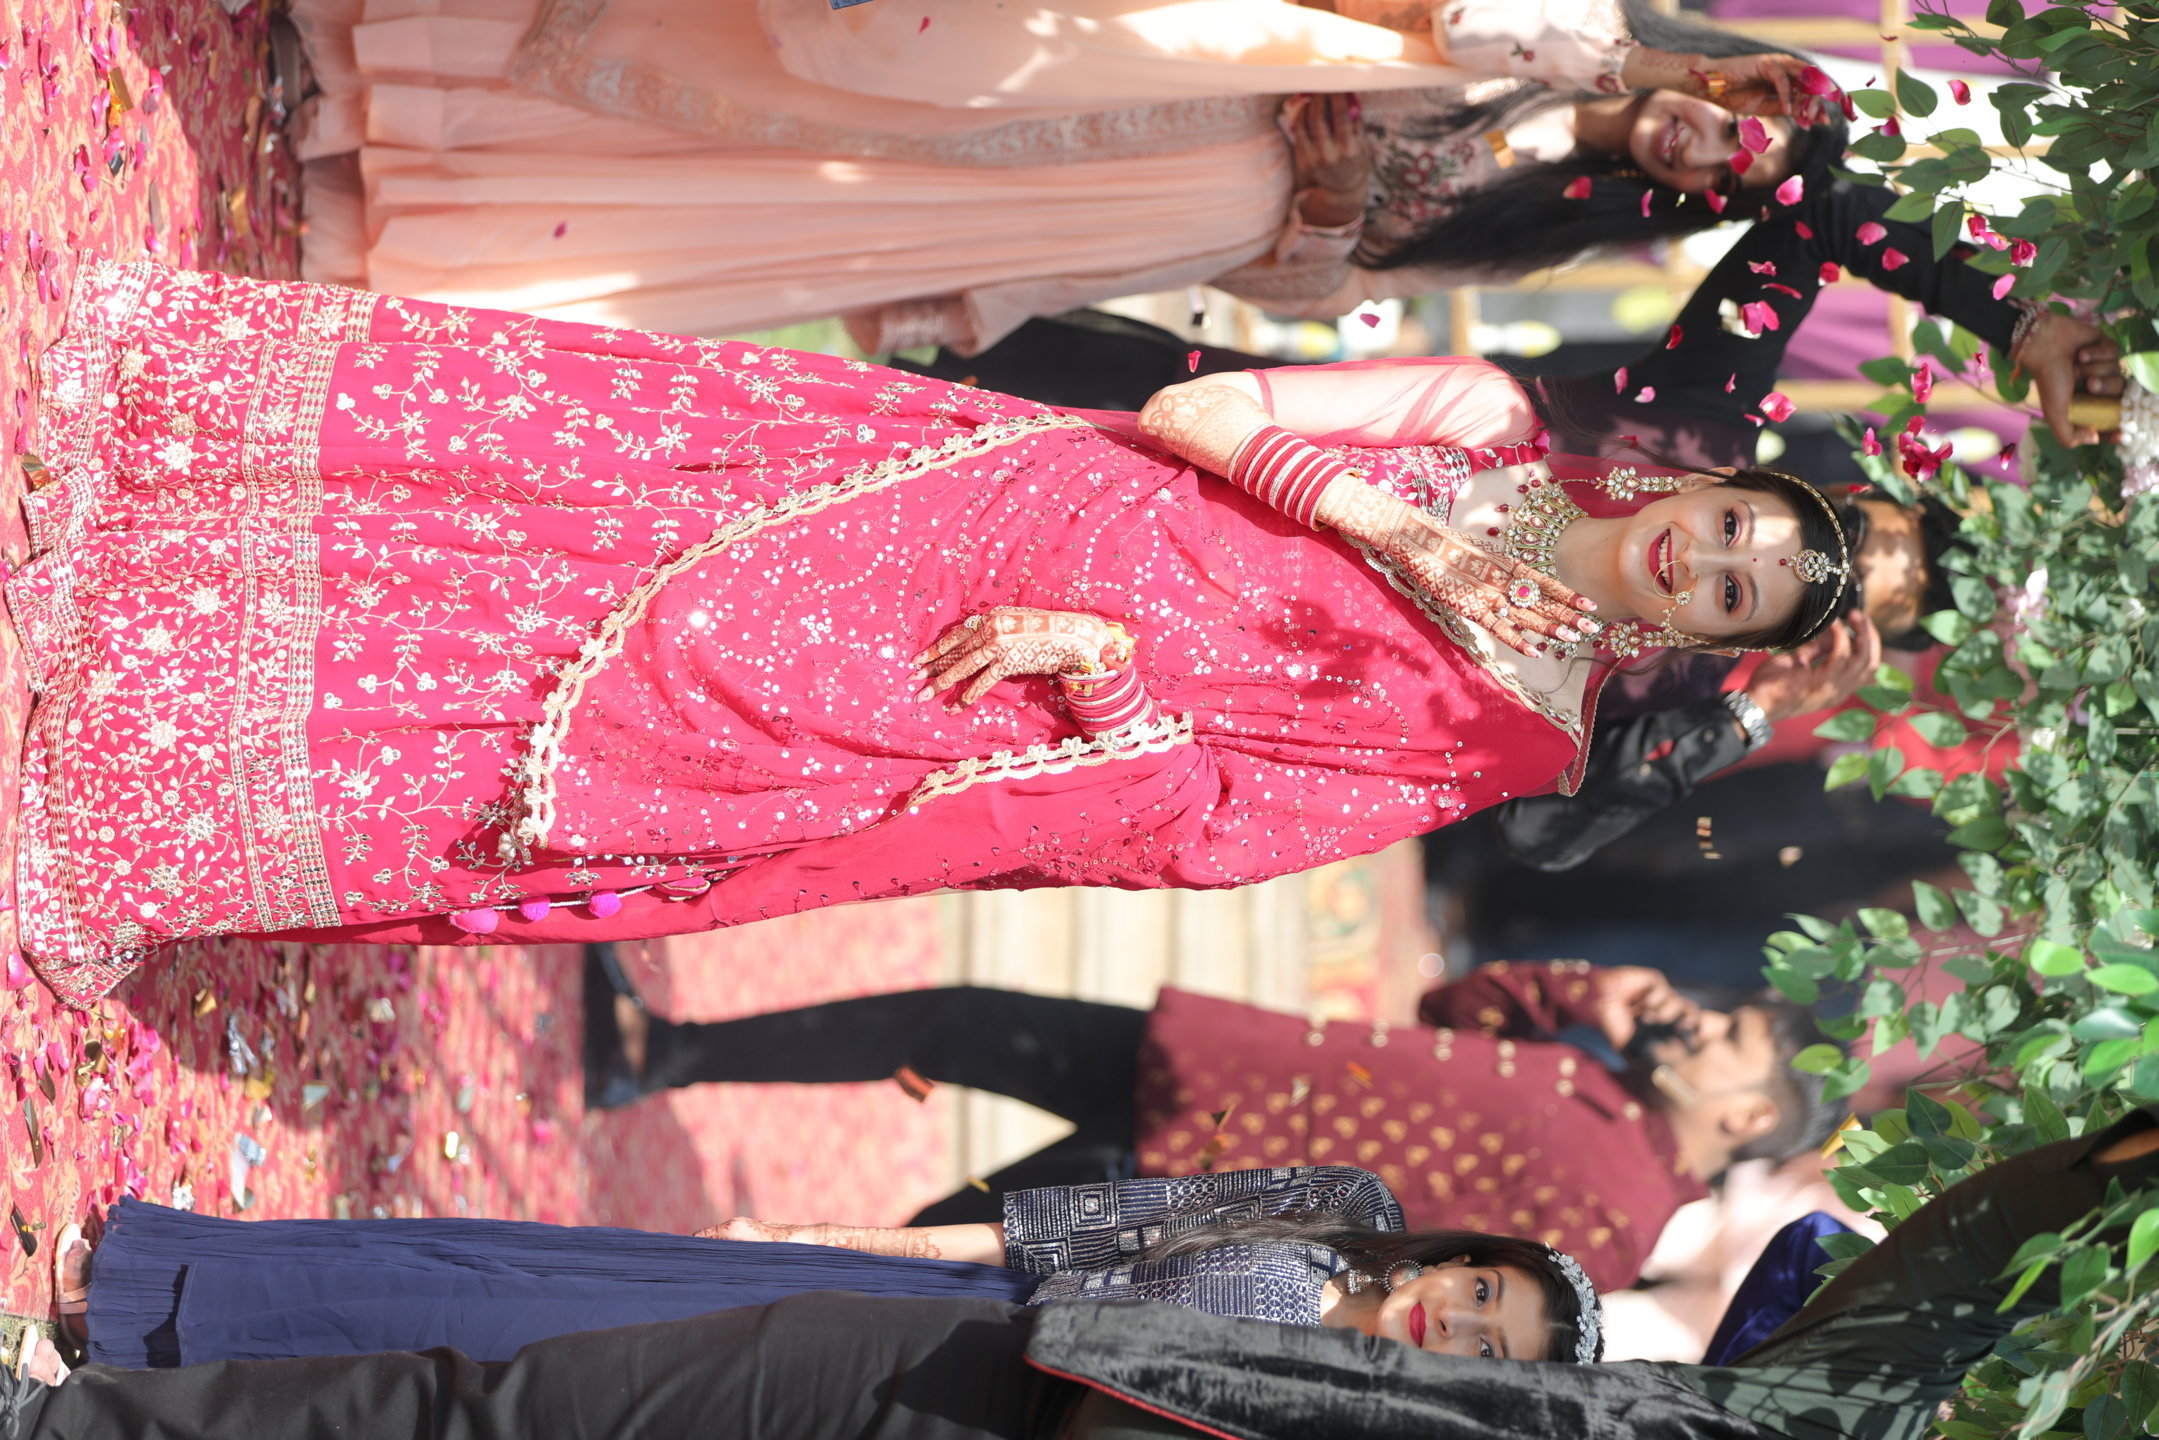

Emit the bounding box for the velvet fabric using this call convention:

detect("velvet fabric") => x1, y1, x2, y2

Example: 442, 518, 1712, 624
1700, 1212, 1853, 1367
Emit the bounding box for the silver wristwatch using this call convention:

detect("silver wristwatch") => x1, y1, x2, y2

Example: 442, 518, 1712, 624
1722, 690, 1774, 752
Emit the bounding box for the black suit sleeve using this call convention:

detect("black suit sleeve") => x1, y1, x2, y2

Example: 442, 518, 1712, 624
1491, 700, 1751, 872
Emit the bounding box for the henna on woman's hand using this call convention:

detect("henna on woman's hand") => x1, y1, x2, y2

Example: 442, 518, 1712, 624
1324, 486, 1598, 655
1137, 379, 1270, 478
914, 605, 1120, 708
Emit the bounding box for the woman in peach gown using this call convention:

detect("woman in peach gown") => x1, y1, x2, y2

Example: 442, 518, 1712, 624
291, 0, 1835, 352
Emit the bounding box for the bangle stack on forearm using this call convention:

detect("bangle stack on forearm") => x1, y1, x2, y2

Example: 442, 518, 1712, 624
1228, 424, 1354, 529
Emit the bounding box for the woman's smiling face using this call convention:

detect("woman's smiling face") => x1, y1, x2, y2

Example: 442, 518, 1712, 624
1369, 1259, 1553, 1361
1628, 91, 1795, 194
1615, 481, 1809, 639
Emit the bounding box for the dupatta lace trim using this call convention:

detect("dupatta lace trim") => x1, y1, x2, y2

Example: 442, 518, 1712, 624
901, 710, 1195, 810
509, 412, 1094, 854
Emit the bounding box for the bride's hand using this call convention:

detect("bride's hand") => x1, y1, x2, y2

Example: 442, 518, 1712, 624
697, 1217, 803, 1242
914, 606, 1123, 707
1324, 486, 1597, 655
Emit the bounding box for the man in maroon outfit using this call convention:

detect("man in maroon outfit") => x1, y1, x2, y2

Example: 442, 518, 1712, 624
592, 954, 1841, 1291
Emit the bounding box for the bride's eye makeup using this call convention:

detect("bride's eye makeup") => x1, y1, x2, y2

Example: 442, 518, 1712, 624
1724, 574, 1742, 613
1723, 509, 1740, 544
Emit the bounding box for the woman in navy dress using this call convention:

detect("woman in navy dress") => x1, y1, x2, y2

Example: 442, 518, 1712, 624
64, 1166, 1599, 1368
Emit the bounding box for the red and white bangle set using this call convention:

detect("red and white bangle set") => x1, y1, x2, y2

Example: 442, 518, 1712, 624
1227, 424, 1352, 529
1059, 663, 1155, 737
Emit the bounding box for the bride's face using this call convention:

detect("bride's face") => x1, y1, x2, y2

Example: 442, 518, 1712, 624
1613, 481, 1810, 640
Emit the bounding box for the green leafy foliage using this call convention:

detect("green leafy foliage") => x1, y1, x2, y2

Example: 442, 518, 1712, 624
1770, 6, 2159, 1434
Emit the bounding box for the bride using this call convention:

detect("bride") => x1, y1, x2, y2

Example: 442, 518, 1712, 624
10, 260, 1850, 1003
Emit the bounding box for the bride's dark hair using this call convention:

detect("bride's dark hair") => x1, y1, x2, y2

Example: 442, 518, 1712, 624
1358, 0, 1849, 279
1138, 1217, 1600, 1364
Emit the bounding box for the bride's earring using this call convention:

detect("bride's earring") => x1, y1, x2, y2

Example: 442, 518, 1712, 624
1597, 467, 1689, 503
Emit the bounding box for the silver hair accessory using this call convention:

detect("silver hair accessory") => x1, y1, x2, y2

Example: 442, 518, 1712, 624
1341, 1259, 1427, 1295
1545, 1246, 1606, 1364
1786, 548, 1846, 585
1765, 469, 1856, 631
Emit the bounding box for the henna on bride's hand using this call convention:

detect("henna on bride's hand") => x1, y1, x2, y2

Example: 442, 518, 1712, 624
914, 606, 1117, 707
1334, 495, 1599, 655
1137, 379, 1269, 477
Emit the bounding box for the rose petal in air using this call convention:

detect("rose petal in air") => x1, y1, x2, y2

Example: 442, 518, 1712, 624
1186, 349, 1202, 371
1912, 364, 1934, 404
1880, 115, 1901, 138
1724, 373, 1736, 394
1992, 273, 2015, 300
1819, 262, 1840, 284
1881, 247, 1909, 270
1704, 189, 1727, 214
1775, 175, 1804, 206
1563, 175, 1593, 200
1966, 213, 1991, 241
1640, 190, 1653, 218
918, 14, 930, 29
1748, 260, 1777, 276
1635, 387, 1656, 403
1998, 440, 2018, 463
1740, 300, 1780, 333
1613, 366, 1628, 395
1759, 391, 1796, 423
1358, 313, 1380, 328
1729, 150, 1753, 177
1949, 78, 1971, 103
1666, 324, 1683, 349
1857, 221, 1888, 246
1737, 116, 1772, 154
1796, 64, 1838, 95
1795, 221, 1814, 239
1763, 282, 1804, 298
552, 222, 567, 238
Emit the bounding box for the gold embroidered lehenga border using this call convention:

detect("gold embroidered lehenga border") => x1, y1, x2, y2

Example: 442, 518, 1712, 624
10, 261, 376, 992
507, 0, 1277, 167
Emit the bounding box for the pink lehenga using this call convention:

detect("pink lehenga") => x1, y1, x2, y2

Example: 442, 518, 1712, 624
14, 261, 1632, 1006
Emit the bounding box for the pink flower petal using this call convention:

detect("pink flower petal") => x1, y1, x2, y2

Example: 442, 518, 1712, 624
1613, 365, 1628, 395
1861, 426, 1881, 456
1634, 386, 1656, 403
1737, 116, 1771, 154
1186, 348, 1202, 371
1724, 373, 1737, 394
1704, 189, 1727, 214
1966, 213, 1991, 240
1563, 175, 1592, 200
1991, 273, 2015, 300
1857, 221, 1888, 246
918, 14, 930, 29
2010, 238, 2037, 267
1881, 247, 1909, 270
1729, 149, 1753, 176
1912, 364, 1934, 404
1666, 324, 1683, 350
1640, 189, 1653, 218
1997, 440, 2018, 463
1741, 300, 1781, 333
1775, 175, 1804, 206
1748, 260, 1778, 276
1759, 391, 1796, 422
1358, 313, 1380, 328
1819, 262, 1841, 284
551, 222, 567, 238
1880, 115, 1901, 138
1763, 282, 1804, 298
1948, 78, 1971, 104
1796, 64, 1838, 95
1795, 221, 1814, 239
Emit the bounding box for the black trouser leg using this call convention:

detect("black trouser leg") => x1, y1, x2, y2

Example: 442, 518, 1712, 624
640, 987, 1149, 1226
31, 1295, 1060, 1440
642, 986, 1147, 1127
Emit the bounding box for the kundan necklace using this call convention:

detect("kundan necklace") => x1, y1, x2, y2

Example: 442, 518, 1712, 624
1494, 466, 1697, 658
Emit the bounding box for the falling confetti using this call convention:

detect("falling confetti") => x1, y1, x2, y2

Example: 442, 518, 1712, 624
893, 1065, 937, 1102
1695, 816, 1721, 861
1344, 1061, 1374, 1088
1778, 846, 1803, 867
